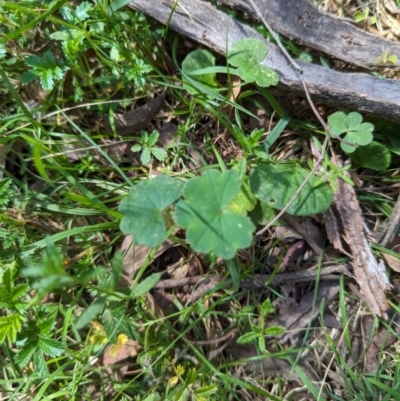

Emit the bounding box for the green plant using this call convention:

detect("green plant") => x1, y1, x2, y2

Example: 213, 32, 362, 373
181, 37, 279, 92
119, 170, 255, 259
375, 49, 398, 66
236, 298, 285, 353
131, 130, 168, 165
353, 7, 377, 25
228, 38, 279, 87
250, 163, 333, 216
21, 50, 69, 91
327, 111, 374, 153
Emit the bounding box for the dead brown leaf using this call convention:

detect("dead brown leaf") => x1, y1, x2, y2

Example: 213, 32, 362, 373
102, 336, 141, 367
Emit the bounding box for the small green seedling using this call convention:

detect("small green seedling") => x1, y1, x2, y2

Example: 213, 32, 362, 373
131, 130, 168, 165
353, 7, 377, 25
21, 50, 69, 91
180, 38, 279, 92
327, 111, 374, 153
236, 299, 285, 353
313, 156, 354, 191
228, 38, 279, 87
375, 49, 398, 66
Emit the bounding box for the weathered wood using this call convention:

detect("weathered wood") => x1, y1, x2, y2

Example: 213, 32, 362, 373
220, 0, 400, 69
128, 0, 400, 122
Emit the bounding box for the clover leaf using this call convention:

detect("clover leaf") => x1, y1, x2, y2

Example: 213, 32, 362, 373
327, 111, 374, 153
250, 163, 333, 216
175, 170, 255, 259
119, 175, 183, 247
228, 38, 279, 87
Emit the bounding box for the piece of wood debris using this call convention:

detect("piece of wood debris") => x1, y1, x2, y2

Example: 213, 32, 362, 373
331, 177, 392, 318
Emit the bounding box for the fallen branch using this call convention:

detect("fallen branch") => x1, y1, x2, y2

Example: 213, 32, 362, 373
129, 0, 400, 122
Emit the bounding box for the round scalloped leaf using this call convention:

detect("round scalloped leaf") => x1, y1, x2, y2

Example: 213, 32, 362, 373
182, 49, 217, 94
350, 141, 391, 171
119, 175, 183, 248
249, 164, 333, 216
229, 38, 268, 66
175, 170, 255, 259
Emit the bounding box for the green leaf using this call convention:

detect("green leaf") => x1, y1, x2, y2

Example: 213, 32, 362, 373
327, 111, 374, 153
119, 175, 183, 247
147, 130, 159, 147
250, 163, 333, 216
182, 49, 218, 94
260, 298, 274, 317
229, 180, 257, 215
175, 170, 255, 259
39, 69, 54, 91
0, 314, 23, 343
38, 337, 65, 357
75, 296, 107, 330
236, 331, 259, 344
131, 272, 162, 297
50, 29, 84, 40
264, 326, 286, 336
33, 350, 48, 377
15, 343, 37, 367
140, 148, 151, 165
225, 257, 240, 292
151, 147, 167, 162
130, 143, 142, 153
21, 71, 37, 85
350, 141, 391, 171
228, 38, 279, 87
76, 1, 92, 21
111, 251, 123, 290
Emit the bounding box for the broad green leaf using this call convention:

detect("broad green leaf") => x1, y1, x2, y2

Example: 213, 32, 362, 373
15, 344, 37, 367
182, 49, 218, 94
350, 141, 391, 171
131, 272, 162, 298
119, 175, 183, 248
236, 331, 259, 344
0, 314, 23, 343
327, 111, 374, 153
175, 170, 255, 259
39, 337, 65, 357
250, 164, 333, 216
249, 200, 285, 226
228, 38, 279, 87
